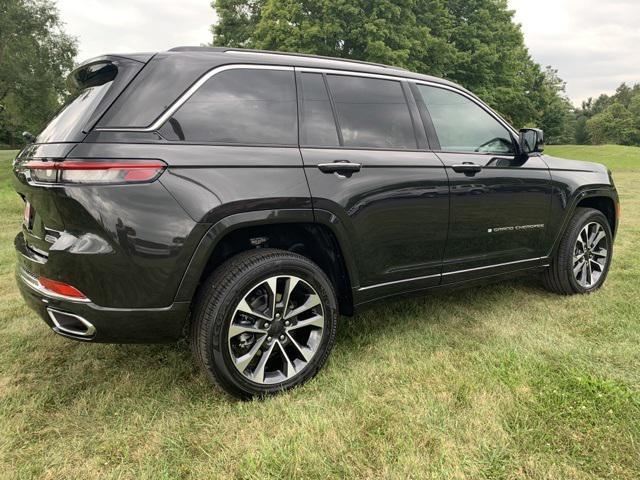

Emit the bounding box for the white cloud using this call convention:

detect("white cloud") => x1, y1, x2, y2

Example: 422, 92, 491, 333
508, 0, 640, 104
56, 0, 215, 62
55, 1, 637, 105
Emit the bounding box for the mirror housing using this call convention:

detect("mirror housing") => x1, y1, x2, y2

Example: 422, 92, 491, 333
518, 128, 544, 155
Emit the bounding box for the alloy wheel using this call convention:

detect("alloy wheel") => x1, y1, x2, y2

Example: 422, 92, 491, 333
227, 275, 325, 384
573, 221, 609, 288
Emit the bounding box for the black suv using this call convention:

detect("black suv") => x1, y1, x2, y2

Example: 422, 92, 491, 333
13, 47, 619, 398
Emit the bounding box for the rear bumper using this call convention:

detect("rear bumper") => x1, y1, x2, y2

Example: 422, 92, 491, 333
15, 233, 190, 343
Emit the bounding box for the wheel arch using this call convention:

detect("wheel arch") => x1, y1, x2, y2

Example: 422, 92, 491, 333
548, 187, 619, 258
175, 209, 357, 316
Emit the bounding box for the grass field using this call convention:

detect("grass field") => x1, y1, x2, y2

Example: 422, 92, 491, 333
0, 145, 638, 479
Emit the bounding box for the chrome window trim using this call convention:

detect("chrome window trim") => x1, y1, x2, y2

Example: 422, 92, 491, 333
298, 68, 519, 138
95, 64, 295, 133
358, 257, 546, 291
95, 64, 517, 138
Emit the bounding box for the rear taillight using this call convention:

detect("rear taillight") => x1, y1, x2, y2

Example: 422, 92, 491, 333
37, 276, 88, 300
22, 159, 166, 185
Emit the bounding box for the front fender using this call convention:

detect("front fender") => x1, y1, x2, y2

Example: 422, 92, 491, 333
546, 184, 619, 258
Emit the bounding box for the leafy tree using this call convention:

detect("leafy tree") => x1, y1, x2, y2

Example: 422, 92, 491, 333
586, 102, 638, 146
211, 0, 560, 130
0, 0, 77, 148
577, 82, 640, 146
533, 67, 575, 144
211, 0, 266, 48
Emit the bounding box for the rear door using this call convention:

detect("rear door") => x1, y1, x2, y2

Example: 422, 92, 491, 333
412, 84, 552, 282
298, 70, 449, 302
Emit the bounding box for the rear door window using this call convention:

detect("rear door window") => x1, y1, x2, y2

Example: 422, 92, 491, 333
160, 68, 298, 145
326, 75, 417, 149
299, 73, 340, 147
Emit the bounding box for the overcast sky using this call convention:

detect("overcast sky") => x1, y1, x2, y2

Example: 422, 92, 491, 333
57, 0, 639, 105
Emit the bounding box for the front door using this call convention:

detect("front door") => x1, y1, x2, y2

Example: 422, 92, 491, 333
297, 71, 449, 301
413, 84, 552, 282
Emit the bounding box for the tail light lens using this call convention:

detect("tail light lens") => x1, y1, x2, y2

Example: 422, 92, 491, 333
38, 276, 88, 300
22, 159, 166, 185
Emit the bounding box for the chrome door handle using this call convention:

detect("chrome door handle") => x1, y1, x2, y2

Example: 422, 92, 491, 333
318, 160, 362, 174
451, 162, 482, 174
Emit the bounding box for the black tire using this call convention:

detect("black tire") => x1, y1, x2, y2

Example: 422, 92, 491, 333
543, 207, 613, 295
190, 248, 338, 399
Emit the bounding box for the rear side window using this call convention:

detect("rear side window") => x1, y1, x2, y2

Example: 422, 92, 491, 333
416, 85, 514, 154
299, 73, 340, 146
161, 69, 297, 145
326, 75, 416, 149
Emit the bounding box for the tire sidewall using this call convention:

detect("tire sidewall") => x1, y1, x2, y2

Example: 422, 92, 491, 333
206, 254, 338, 397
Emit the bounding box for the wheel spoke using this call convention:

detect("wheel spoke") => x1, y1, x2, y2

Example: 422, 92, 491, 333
592, 248, 608, 258
578, 227, 589, 247
234, 335, 267, 373
276, 341, 296, 379
590, 229, 606, 249
574, 259, 585, 277
229, 323, 267, 338
285, 293, 321, 320
236, 298, 271, 322
286, 332, 314, 362
590, 259, 604, 271
281, 277, 299, 317
252, 340, 276, 383
265, 277, 279, 319
586, 261, 593, 285
580, 261, 589, 286
287, 314, 324, 331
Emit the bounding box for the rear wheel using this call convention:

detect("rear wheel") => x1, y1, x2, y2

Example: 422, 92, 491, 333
543, 207, 613, 295
190, 249, 338, 398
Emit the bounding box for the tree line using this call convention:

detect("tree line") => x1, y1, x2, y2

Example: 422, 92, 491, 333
574, 83, 640, 146
0, 0, 76, 148
0, 0, 636, 148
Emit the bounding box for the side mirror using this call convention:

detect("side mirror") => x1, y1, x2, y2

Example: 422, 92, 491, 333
518, 128, 544, 155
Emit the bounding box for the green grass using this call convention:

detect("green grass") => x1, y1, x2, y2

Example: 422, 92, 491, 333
1, 146, 639, 479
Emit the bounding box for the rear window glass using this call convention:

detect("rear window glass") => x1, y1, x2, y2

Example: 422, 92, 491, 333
36, 82, 113, 143
160, 69, 298, 145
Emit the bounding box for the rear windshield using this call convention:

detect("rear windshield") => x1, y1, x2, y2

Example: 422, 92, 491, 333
36, 82, 113, 143
35, 58, 145, 143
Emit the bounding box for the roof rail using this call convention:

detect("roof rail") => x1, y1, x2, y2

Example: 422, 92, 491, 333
167, 46, 407, 71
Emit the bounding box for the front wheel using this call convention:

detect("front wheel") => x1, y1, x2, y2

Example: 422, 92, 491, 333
190, 249, 338, 398
543, 207, 613, 295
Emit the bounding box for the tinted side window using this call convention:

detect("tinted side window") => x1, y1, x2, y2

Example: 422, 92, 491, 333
161, 69, 297, 145
327, 75, 416, 149
416, 85, 514, 154
300, 73, 340, 146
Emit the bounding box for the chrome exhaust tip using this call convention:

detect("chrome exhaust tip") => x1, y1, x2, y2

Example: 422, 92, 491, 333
47, 308, 96, 338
